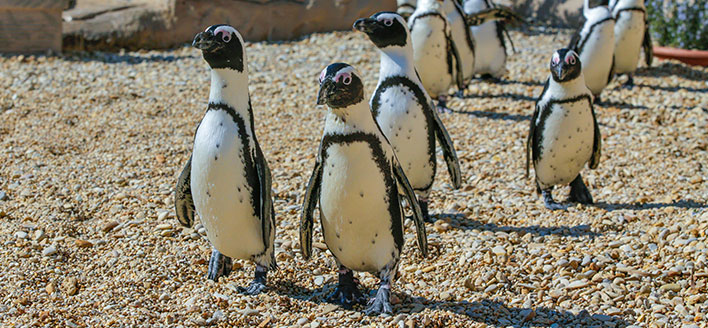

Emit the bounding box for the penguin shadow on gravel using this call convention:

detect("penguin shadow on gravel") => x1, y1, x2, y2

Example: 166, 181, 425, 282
634, 63, 708, 82
432, 213, 601, 238
62, 52, 193, 64
591, 199, 707, 212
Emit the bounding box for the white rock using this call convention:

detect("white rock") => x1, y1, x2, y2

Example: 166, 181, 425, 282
42, 245, 57, 256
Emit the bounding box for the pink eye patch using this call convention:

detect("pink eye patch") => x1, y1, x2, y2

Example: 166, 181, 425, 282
319, 70, 326, 83
335, 72, 352, 85
552, 54, 561, 64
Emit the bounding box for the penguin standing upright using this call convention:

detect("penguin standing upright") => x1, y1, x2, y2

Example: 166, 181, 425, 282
409, 0, 465, 109
443, 0, 477, 84
610, 0, 653, 86
465, 0, 509, 78
397, 0, 417, 20
175, 25, 276, 293
527, 49, 602, 210
300, 63, 428, 315
569, 0, 615, 100
354, 12, 462, 222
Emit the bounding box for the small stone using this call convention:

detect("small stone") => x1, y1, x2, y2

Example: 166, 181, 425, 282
42, 246, 57, 257
61, 277, 79, 296
157, 210, 169, 221
297, 318, 308, 326
33, 229, 46, 241
439, 291, 451, 300
313, 276, 324, 286
520, 309, 535, 322
393, 313, 407, 324
102, 221, 119, 233
14, 231, 28, 239
0, 191, 8, 201
75, 239, 93, 248
155, 223, 172, 230
313, 242, 327, 250
45, 282, 56, 294
659, 283, 681, 292
491, 246, 506, 256
310, 321, 320, 328
566, 280, 589, 290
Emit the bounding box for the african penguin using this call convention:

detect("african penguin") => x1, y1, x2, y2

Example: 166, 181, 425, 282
527, 49, 602, 210
300, 63, 428, 315
610, 0, 653, 86
174, 24, 276, 293
409, 0, 465, 110
442, 0, 476, 83
465, 0, 509, 78
354, 12, 462, 222
397, 0, 417, 20
568, 0, 615, 100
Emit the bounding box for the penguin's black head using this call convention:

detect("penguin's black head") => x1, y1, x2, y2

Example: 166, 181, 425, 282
353, 12, 408, 48
192, 24, 244, 72
316, 63, 365, 109
550, 49, 582, 83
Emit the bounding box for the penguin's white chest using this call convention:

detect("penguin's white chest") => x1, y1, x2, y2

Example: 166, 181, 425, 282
191, 109, 264, 259
470, 22, 506, 77
319, 142, 399, 272
447, 13, 475, 79
375, 86, 435, 191
579, 21, 615, 95
613, 11, 645, 73
535, 100, 594, 188
411, 18, 453, 97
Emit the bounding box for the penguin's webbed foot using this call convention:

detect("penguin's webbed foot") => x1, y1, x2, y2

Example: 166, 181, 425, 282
364, 286, 392, 316
327, 267, 367, 309
238, 265, 268, 295
622, 75, 634, 88
436, 96, 452, 113
418, 198, 434, 223
568, 175, 594, 205
542, 189, 566, 211
207, 249, 233, 281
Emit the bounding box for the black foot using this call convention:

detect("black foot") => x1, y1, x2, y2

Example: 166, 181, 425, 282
207, 249, 232, 281
593, 94, 602, 105
568, 175, 594, 204
481, 73, 502, 83
623, 75, 634, 88
327, 267, 367, 309
237, 265, 268, 295
436, 96, 451, 113
364, 286, 392, 316
542, 189, 566, 211
419, 198, 433, 223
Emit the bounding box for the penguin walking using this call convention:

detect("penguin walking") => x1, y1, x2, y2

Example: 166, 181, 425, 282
610, 0, 653, 87
409, 0, 465, 110
465, 0, 510, 79
527, 49, 602, 210
569, 0, 615, 101
300, 63, 428, 315
175, 25, 276, 293
397, 0, 417, 21
354, 12, 462, 222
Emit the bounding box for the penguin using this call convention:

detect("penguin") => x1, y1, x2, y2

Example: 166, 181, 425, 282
442, 0, 476, 83
609, 0, 653, 87
465, 0, 510, 79
174, 24, 276, 293
353, 12, 462, 222
397, 0, 417, 21
568, 0, 615, 101
300, 63, 428, 315
409, 0, 465, 110
527, 49, 602, 210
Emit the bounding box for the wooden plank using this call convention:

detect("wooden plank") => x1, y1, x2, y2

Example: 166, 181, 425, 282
0, 8, 62, 53
0, 0, 70, 10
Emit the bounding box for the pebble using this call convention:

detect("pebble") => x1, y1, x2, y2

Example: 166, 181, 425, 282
491, 246, 506, 256
33, 229, 46, 241
42, 246, 57, 257
61, 277, 79, 296
313, 276, 324, 286
14, 231, 28, 239
0, 191, 7, 201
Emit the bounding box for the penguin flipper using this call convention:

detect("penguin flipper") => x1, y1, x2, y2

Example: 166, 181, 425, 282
300, 152, 323, 260
589, 102, 602, 169
528, 79, 550, 178
174, 156, 195, 228
446, 31, 466, 92
393, 160, 428, 258
643, 24, 654, 67
254, 142, 276, 267
429, 100, 462, 189
464, 6, 525, 27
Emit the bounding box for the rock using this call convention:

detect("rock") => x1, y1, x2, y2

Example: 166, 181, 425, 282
491, 246, 506, 256
297, 318, 308, 326
155, 223, 172, 230
313, 276, 324, 286
42, 246, 57, 257
33, 229, 46, 242
566, 280, 589, 290
14, 231, 28, 239
61, 277, 79, 296
75, 239, 93, 248
659, 283, 681, 292
102, 221, 119, 233
46, 282, 56, 294
520, 309, 535, 322
62, 0, 396, 50
0, 191, 7, 201
439, 291, 451, 300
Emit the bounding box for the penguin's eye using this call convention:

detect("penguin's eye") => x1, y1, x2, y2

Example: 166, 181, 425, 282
382, 18, 393, 26
567, 56, 576, 65
214, 26, 237, 43
341, 74, 352, 85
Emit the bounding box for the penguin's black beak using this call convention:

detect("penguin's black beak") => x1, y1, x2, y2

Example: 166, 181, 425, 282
192, 32, 219, 52
317, 79, 335, 106
353, 18, 378, 34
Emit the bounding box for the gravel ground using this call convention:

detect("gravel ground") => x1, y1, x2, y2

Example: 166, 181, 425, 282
0, 28, 706, 328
